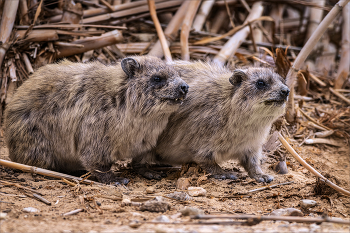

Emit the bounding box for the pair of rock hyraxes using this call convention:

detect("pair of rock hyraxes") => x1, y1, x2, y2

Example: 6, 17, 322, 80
5, 56, 289, 184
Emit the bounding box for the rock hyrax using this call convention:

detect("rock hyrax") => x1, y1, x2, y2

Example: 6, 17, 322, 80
5, 56, 189, 184
133, 61, 289, 182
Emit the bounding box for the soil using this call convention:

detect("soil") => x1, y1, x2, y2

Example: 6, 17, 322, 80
0, 102, 349, 233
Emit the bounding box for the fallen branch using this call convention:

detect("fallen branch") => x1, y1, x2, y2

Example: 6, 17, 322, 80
298, 108, 331, 130
278, 132, 350, 196
0, 159, 104, 186
32, 193, 51, 205
285, 0, 350, 122
329, 88, 350, 105
0, 180, 43, 195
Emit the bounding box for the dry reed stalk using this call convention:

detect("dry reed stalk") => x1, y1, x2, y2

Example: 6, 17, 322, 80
19, 0, 29, 25
192, 0, 215, 31
213, 1, 263, 66
209, 9, 228, 34
334, 2, 350, 89
329, 87, 350, 104
21, 53, 34, 74
148, 0, 172, 62
16, 30, 59, 42
278, 132, 350, 196
82, 0, 183, 24
180, 0, 201, 60
0, 159, 104, 186
305, 0, 326, 42
55, 30, 123, 58
284, 0, 350, 122
0, 0, 19, 76
148, 0, 190, 58
100, 0, 114, 12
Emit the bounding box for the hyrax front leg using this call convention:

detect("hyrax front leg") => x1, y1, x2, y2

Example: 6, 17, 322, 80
239, 149, 273, 183
195, 153, 237, 180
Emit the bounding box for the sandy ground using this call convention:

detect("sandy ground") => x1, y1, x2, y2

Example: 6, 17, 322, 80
0, 105, 349, 233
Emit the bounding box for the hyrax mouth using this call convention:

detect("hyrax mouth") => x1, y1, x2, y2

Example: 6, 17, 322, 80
161, 96, 185, 105
264, 99, 286, 106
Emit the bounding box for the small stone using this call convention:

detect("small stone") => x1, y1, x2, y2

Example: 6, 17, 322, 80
23, 207, 39, 213
139, 198, 170, 212
153, 215, 170, 223
270, 208, 303, 216
166, 191, 192, 201
146, 186, 155, 194
274, 160, 288, 174
176, 178, 191, 190
121, 198, 131, 207
179, 206, 204, 216
300, 199, 317, 209
188, 187, 206, 197
0, 212, 7, 220
129, 220, 142, 229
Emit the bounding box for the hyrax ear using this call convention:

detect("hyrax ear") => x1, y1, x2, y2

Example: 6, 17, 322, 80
229, 69, 248, 86
121, 58, 140, 77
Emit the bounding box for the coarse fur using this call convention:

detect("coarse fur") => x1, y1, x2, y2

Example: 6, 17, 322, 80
133, 61, 289, 182
5, 56, 188, 184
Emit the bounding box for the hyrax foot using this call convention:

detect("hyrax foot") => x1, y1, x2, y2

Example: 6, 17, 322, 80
93, 170, 129, 185
251, 174, 274, 183
199, 160, 237, 180
136, 167, 166, 180
211, 172, 238, 180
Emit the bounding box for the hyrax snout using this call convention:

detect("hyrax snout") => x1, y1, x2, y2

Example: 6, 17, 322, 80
5, 56, 188, 184
132, 61, 289, 183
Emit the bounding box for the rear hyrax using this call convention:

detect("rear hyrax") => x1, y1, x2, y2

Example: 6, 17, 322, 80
5, 56, 188, 184
134, 61, 289, 183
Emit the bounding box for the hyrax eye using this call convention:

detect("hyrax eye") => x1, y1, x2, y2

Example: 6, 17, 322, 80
256, 80, 266, 89
153, 76, 163, 82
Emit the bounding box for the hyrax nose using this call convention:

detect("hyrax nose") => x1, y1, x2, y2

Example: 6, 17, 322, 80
280, 87, 290, 98
179, 83, 189, 95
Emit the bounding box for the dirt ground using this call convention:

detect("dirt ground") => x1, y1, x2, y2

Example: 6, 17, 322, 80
0, 103, 349, 233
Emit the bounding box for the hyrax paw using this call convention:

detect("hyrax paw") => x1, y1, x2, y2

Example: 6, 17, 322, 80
137, 168, 165, 180
211, 173, 237, 180
253, 174, 274, 183
114, 177, 130, 185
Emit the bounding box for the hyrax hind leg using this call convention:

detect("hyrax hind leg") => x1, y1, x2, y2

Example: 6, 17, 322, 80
239, 149, 273, 183
194, 153, 237, 180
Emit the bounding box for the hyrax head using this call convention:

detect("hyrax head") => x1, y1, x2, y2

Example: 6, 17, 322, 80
229, 67, 289, 116
121, 56, 189, 107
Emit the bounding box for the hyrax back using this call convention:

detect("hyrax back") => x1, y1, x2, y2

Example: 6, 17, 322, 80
141, 61, 289, 182
5, 56, 188, 184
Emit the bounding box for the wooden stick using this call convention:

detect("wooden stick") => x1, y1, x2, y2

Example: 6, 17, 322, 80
0, 0, 19, 75
285, 0, 350, 122
180, 0, 201, 60
329, 87, 350, 104
278, 132, 350, 196
0, 159, 104, 186
148, 0, 190, 58
19, 0, 30, 25
305, 0, 326, 42
213, 1, 263, 66
56, 30, 123, 58
63, 208, 84, 216
16, 30, 59, 42
192, 0, 215, 31
192, 214, 350, 225
32, 193, 51, 205
298, 108, 331, 130
0, 180, 43, 195
309, 73, 327, 87
148, 0, 172, 62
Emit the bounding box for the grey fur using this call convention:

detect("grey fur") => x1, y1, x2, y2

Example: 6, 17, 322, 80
5, 56, 188, 184
133, 61, 289, 182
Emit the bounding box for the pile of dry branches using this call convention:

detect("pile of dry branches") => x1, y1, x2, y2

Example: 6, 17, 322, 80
0, 0, 349, 128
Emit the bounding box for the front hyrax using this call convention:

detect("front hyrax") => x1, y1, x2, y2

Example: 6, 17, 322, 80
5, 56, 189, 184
134, 61, 289, 183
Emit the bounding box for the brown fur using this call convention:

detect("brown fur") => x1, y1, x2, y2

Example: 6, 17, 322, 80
133, 61, 289, 182
4, 56, 188, 184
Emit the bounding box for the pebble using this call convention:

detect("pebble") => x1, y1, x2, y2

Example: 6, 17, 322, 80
270, 208, 303, 216
23, 207, 40, 213
180, 207, 204, 216
0, 212, 7, 219
139, 197, 170, 212
188, 187, 207, 197
176, 178, 191, 190
300, 199, 317, 209
121, 198, 131, 207
274, 160, 288, 174
166, 191, 192, 201
146, 186, 155, 194
153, 215, 170, 223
